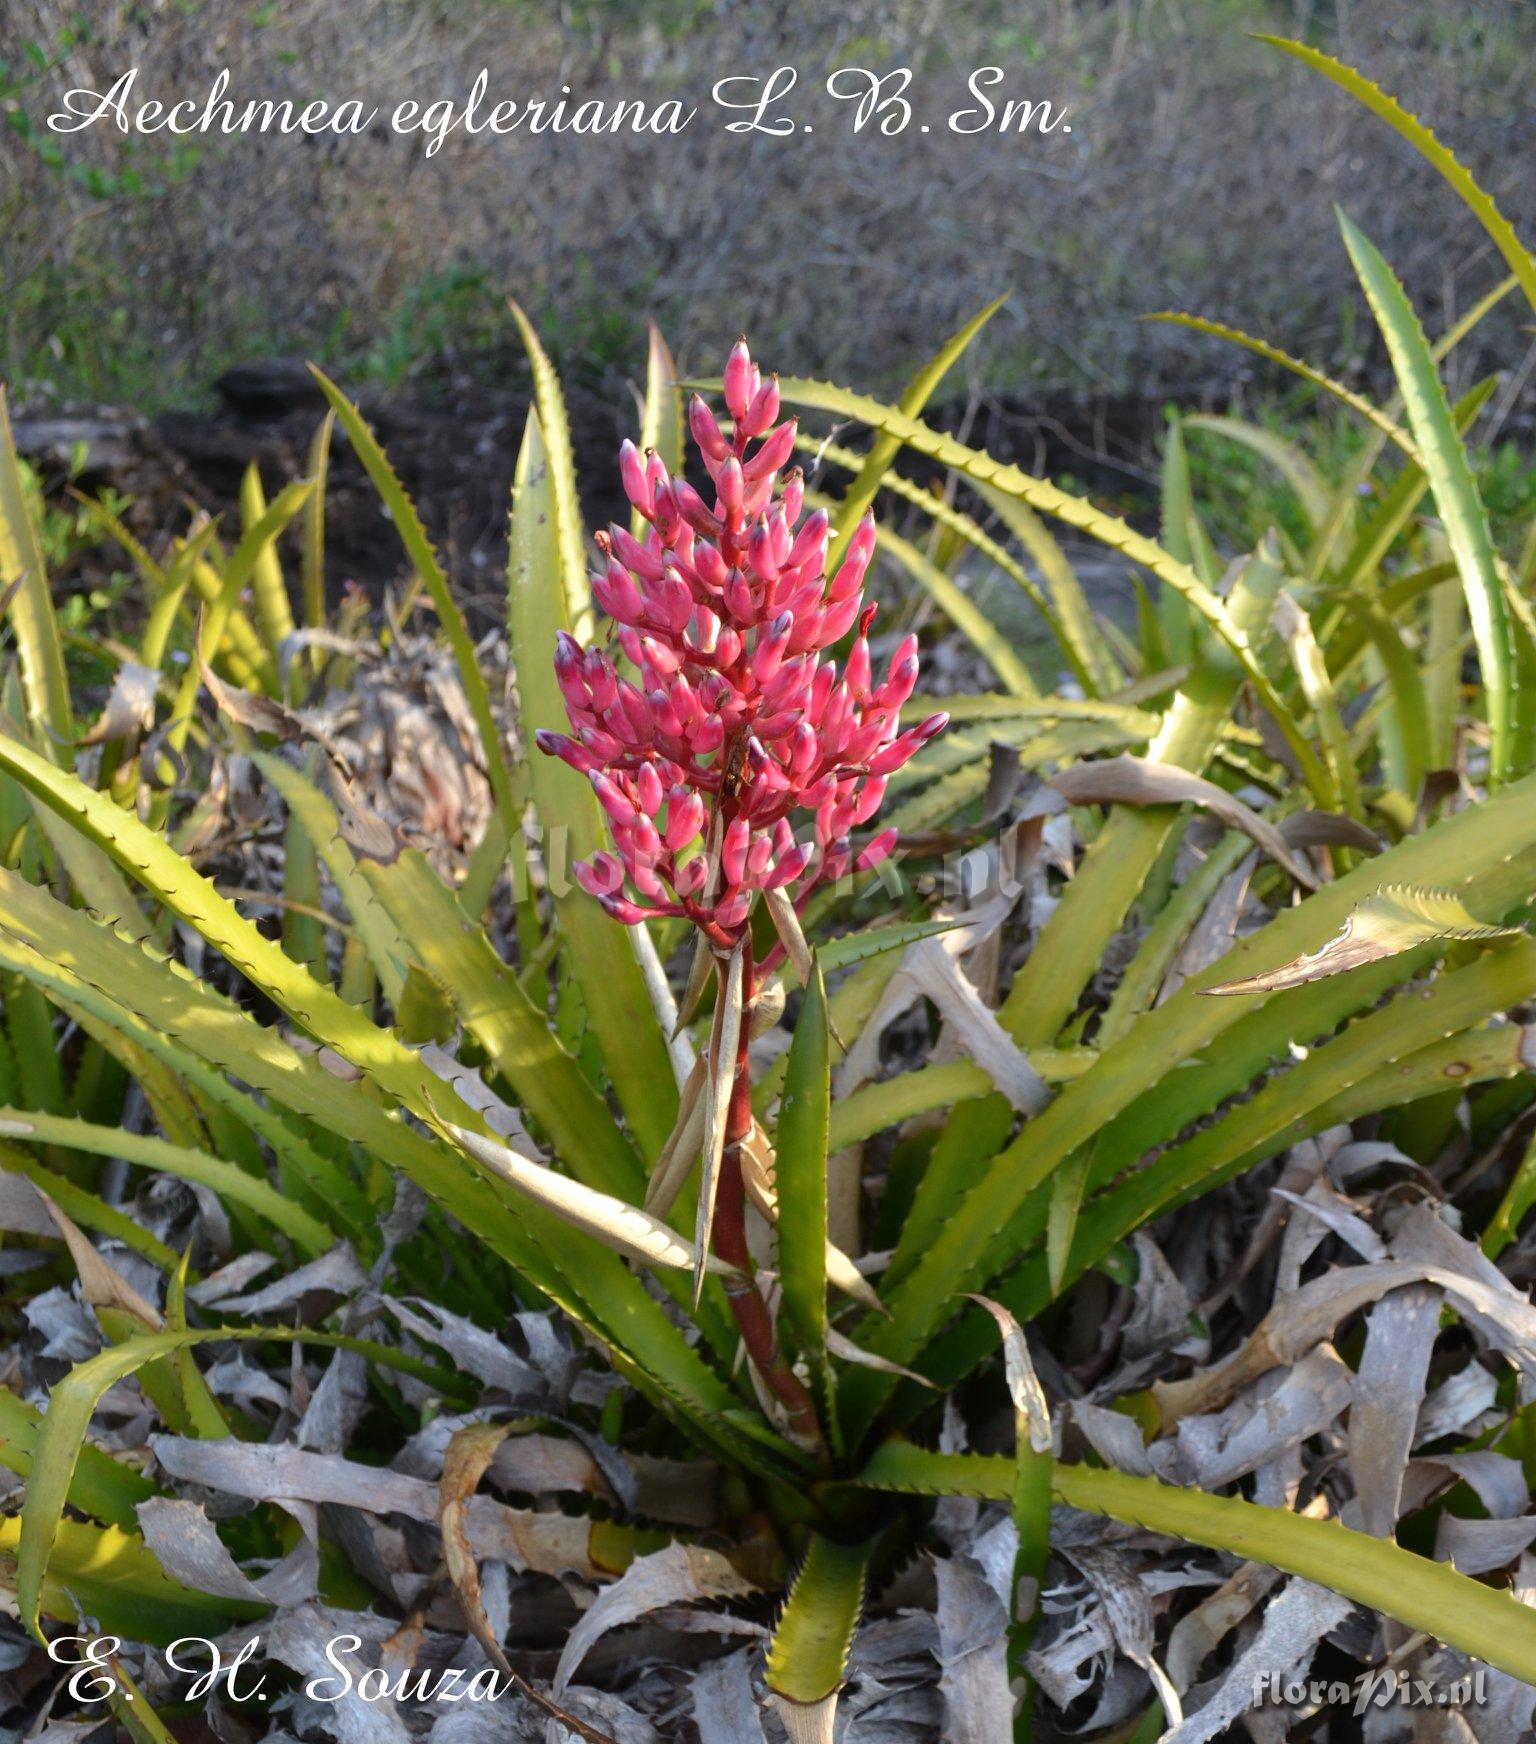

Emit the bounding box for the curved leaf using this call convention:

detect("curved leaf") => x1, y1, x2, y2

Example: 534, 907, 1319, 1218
309, 367, 515, 823
1337, 214, 1521, 784
766, 1532, 871, 1742
1261, 36, 1536, 315
858, 1443, 1536, 1686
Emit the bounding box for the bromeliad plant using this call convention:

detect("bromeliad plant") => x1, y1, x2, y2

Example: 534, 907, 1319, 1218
533, 339, 945, 1454
6, 35, 1536, 1743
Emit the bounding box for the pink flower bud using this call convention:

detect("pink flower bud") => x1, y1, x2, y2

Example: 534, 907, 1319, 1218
761, 655, 810, 712
722, 816, 750, 885
639, 634, 683, 677
846, 634, 871, 701
724, 339, 756, 422
750, 611, 793, 686
864, 712, 947, 776
689, 393, 731, 463
619, 440, 651, 516
576, 853, 625, 897
787, 723, 818, 778
664, 570, 699, 634
664, 788, 704, 851
716, 888, 752, 930
747, 522, 780, 584
742, 419, 798, 482
723, 570, 756, 624
582, 649, 618, 710
627, 814, 663, 864
852, 776, 888, 824
755, 708, 801, 740
828, 516, 875, 601
817, 591, 863, 646
607, 677, 641, 730
592, 562, 645, 626
608, 525, 663, 583
694, 542, 728, 591
743, 373, 780, 437
637, 763, 664, 816
535, 729, 600, 774
742, 473, 775, 523
672, 477, 722, 538
767, 507, 792, 569
579, 725, 624, 763
651, 480, 682, 543
591, 773, 638, 827
717, 457, 744, 523
601, 895, 664, 926
788, 508, 828, 572
764, 843, 812, 888
857, 828, 899, 872
877, 656, 920, 713
780, 468, 804, 524
691, 715, 725, 756
787, 607, 824, 656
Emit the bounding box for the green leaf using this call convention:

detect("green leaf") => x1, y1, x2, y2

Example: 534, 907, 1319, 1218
1335, 597, 1430, 802
508, 408, 679, 1158
1046, 1145, 1091, 1299
239, 461, 297, 655
309, 368, 516, 824
859, 1443, 1536, 1686
17, 1325, 455, 1639
998, 536, 1285, 1047
508, 299, 593, 635
1337, 214, 1520, 783
765, 1531, 871, 1735
0, 875, 377, 1248
775, 376, 1329, 800
302, 409, 334, 637
825, 293, 1005, 578
0, 1385, 156, 1528
777, 957, 831, 1379
1156, 414, 1197, 663
1145, 313, 1417, 458
1051, 946, 1536, 1308
871, 521, 1038, 700
803, 437, 1070, 670
1204, 885, 1523, 997
0, 1107, 332, 1256
0, 387, 73, 754
815, 918, 964, 978
3, 1514, 262, 1644
634, 323, 684, 538
1184, 415, 1332, 532
252, 750, 410, 1004
1260, 37, 1536, 316
351, 843, 645, 1198
844, 779, 1536, 1437
978, 482, 1122, 695
0, 1136, 180, 1270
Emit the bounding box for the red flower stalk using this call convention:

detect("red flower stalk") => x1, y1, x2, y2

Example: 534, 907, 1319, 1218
537, 341, 946, 1459
536, 338, 946, 949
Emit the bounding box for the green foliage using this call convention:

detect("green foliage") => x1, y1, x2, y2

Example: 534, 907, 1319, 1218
2, 37, 1536, 1736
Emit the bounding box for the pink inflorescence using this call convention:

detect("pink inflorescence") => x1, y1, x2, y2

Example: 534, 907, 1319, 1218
536, 339, 947, 940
